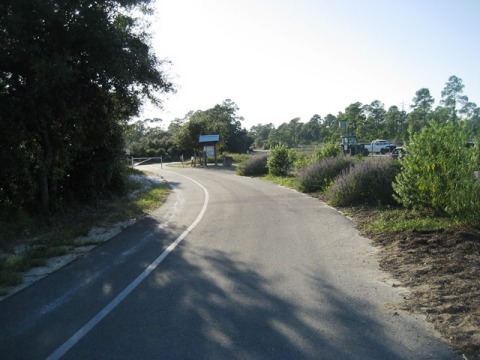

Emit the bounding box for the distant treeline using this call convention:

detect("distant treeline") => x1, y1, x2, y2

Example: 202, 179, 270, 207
249, 76, 479, 149
129, 75, 479, 160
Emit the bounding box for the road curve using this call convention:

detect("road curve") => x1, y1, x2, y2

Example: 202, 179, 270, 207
0, 164, 459, 359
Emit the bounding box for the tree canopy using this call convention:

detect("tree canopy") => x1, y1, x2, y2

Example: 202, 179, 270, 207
174, 99, 251, 154
0, 0, 173, 215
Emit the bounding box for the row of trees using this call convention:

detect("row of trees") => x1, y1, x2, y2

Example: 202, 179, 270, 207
125, 118, 177, 159
0, 0, 173, 215
250, 76, 480, 148
127, 75, 478, 162
126, 99, 253, 159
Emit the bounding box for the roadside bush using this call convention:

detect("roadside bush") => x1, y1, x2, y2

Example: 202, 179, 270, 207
318, 142, 342, 159
393, 122, 480, 224
293, 151, 312, 171
297, 155, 354, 192
328, 159, 401, 206
292, 143, 343, 172
267, 145, 295, 177
237, 154, 268, 176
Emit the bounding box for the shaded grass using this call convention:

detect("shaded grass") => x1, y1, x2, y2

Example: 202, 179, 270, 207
0, 171, 170, 289
0, 272, 22, 292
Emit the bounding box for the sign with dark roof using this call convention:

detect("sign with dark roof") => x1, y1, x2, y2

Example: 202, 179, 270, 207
199, 134, 220, 143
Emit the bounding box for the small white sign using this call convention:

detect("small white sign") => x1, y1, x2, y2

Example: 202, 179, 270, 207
204, 146, 215, 156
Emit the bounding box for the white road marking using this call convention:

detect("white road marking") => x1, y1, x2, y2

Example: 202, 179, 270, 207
47, 172, 209, 360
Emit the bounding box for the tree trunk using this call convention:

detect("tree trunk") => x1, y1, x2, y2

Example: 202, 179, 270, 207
39, 129, 54, 214
39, 163, 50, 213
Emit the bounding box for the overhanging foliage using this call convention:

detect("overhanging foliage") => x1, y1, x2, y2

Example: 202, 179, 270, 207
0, 0, 173, 215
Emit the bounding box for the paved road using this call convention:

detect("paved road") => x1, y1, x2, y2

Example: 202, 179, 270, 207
0, 165, 459, 359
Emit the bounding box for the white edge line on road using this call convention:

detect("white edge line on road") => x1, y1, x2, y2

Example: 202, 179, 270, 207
47, 171, 209, 360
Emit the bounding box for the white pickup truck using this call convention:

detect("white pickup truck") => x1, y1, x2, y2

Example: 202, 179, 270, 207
364, 139, 396, 154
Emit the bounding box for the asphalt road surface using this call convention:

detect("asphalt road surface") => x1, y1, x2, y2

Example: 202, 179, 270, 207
0, 164, 460, 359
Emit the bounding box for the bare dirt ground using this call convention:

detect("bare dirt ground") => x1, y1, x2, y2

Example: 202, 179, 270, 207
346, 207, 480, 360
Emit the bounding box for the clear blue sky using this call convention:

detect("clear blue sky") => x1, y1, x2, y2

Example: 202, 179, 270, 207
142, 0, 480, 129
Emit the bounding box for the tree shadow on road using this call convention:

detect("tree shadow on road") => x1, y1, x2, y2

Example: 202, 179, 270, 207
0, 211, 457, 359
95, 240, 455, 360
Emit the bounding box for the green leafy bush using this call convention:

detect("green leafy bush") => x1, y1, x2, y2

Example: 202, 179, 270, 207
393, 122, 480, 224
319, 142, 342, 159
292, 144, 343, 171
267, 145, 295, 177
297, 156, 354, 192
293, 151, 312, 171
237, 154, 269, 176
328, 159, 401, 206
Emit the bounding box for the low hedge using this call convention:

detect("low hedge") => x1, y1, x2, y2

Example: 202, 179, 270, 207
237, 154, 269, 176
297, 156, 355, 192
328, 159, 401, 206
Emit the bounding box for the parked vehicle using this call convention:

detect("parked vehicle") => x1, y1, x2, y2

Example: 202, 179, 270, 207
390, 147, 407, 159
365, 139, 396, 154
339, 135, 369, 156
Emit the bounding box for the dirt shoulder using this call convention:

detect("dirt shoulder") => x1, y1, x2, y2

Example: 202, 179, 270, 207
346, 207, 480, 360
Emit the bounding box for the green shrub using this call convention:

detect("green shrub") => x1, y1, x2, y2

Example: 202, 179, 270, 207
297, 155, 355, 192
319, 142, 342, 159
328, 159, 401, 206
0, 269, 22, 287
4, 254, 30, 272
237, 154, 269, 176
293, 151, 312, 171
393, 122, 480, 224
292, 144, 343, 172
267, 145, 295, 177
